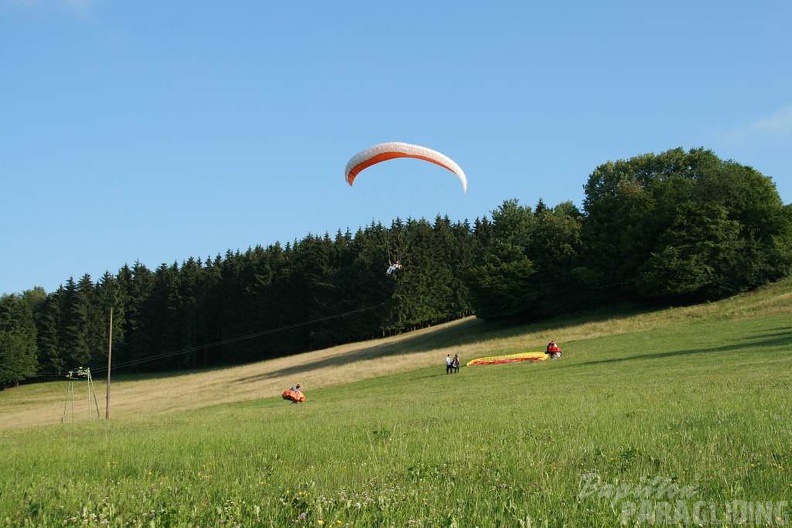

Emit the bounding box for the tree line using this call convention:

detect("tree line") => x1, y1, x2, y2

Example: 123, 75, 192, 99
2, 148, 790, 386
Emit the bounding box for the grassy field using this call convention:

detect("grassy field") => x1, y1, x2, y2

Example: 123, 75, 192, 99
0, 279, 790, 526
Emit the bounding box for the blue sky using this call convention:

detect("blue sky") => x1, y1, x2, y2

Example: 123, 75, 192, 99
2, 0, 790, 295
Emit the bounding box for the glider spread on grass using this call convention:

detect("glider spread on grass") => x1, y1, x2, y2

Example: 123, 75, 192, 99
344, 142, 468, 193
466, 352, 547, 366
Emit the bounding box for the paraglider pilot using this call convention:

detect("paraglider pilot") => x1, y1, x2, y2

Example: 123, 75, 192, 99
546, 340, 562, 359
385, 260, 403, 276
282, 384, 305, 403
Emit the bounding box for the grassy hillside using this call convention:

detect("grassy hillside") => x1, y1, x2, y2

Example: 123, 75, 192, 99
0, 278, 790, 526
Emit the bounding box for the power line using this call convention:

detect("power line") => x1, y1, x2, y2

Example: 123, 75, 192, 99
91, 302, 385, 374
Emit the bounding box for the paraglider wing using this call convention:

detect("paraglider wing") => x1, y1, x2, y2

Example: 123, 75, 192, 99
345, 142, 467, 193
281, 389, 306, 403
466, 352, 547, 366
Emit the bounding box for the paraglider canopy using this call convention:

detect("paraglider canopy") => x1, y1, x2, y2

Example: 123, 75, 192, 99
282, 387, 306, 403
345, 142, 467, 193
467, 352, 547, 366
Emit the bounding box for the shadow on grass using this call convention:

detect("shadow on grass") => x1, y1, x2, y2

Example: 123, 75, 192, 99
233, 304, 669, 384
233, 321, 481, 384
566, 329, 792, 368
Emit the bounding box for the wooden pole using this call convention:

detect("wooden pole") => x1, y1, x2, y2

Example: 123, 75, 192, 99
105, 306, 113, 420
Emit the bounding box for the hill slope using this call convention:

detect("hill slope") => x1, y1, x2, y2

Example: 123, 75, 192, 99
1, 277, 791, 430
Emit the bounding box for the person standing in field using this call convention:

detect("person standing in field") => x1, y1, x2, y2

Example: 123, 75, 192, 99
451, 354, 460, 373
446, 354, 453, 374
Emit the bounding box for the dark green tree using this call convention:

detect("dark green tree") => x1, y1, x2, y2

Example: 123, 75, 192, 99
34, 293, 63, 375
55, 278, 87, 369
524, 200, 585, 315
582, 147, 792, 301
121, 262, 154, 371
464, 200, 538, 320
0, 293, 39, 386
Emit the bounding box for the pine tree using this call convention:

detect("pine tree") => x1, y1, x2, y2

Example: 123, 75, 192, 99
0, 293, 39, 386
34, 293, 63, 376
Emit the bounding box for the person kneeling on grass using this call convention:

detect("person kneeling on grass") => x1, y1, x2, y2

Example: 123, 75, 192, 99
282, 384, 305, 403
546, 340, 562, 359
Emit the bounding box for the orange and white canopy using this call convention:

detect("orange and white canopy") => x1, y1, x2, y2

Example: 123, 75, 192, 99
345, 142, 467, 193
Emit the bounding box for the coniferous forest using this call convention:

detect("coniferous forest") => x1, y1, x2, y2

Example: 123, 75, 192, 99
2, 148, 791, 386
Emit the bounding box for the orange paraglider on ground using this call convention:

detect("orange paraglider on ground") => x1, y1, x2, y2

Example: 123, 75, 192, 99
282, 384, 306, 403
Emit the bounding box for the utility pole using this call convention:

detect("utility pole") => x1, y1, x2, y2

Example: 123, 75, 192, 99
105, 306, 113, 420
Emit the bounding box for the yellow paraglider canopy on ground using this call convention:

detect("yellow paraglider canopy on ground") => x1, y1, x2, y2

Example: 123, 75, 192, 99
466, 352, 547, 366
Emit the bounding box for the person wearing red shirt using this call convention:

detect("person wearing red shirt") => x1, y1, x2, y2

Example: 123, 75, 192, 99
546, 340, 562, 359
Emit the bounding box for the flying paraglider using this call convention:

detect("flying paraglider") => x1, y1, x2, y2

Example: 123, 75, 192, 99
345, 142, 468, 193
466, 352, 548, 366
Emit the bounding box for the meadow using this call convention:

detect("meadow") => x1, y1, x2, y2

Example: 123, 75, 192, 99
0, 279, 790, 527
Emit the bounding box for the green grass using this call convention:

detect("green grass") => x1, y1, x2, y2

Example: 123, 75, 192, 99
1, 282, 791, 526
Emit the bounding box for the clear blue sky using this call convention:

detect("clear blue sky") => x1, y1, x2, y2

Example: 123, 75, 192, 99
2, 0, 790, 295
